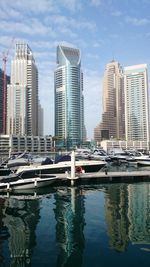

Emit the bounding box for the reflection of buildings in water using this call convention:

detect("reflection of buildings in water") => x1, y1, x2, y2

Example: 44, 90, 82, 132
54, 187, 85, 267
105, 184, 130, 252
2, 198, 40, 267
128, 184, 150, 244
0, 198, 9, 264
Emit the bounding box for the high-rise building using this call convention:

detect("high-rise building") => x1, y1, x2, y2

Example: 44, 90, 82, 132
54, 45, 84, 149
38, 101, 44, 136
124, 64, 149, 143
6, 42, 38, 136
96, 60, 125, 142
0, 68, 10, 134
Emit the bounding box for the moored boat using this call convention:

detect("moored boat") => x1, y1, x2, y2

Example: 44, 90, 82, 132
137, 158, 150, 166
0, 174, 58, 192
15, 157, 106, 179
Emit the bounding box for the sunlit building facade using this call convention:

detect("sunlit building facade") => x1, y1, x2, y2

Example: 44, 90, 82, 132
124, 64, 150, 143
6, 42, 38, 136
96, 60, 125, 142
54, 45, 84, 149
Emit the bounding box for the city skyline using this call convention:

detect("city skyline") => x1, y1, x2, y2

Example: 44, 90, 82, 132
0, 0, 150, 139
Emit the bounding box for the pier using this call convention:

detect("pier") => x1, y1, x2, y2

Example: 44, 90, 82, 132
78, 170, 150, 182
62, 151, 150, 185
52, 170, 150, 187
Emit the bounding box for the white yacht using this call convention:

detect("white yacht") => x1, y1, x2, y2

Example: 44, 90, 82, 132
15, 155, 106, 179
0, 174, 58, 192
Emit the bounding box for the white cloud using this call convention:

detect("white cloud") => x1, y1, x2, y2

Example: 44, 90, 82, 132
86, 53, 100, 60
50, 14, 96, 31
0, 7, 24, 21
59, 27, 78, 38
0, 19, 56, 37
1, 0, 59, 14
59, 0, 82, 11
126, 16, 149, 26
93, 40, 104, 48
112, 11, 122, 17
1, 0, 82, 15
90, 0, 102, 6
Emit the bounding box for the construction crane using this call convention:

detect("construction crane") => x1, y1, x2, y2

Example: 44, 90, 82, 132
2, 38, 15, 134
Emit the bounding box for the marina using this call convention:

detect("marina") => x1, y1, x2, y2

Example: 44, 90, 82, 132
1, 150, 150, 191
0, 151, 150, 266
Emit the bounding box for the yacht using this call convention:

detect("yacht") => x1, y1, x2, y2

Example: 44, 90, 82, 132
109, 148, 150, 166
108, 149, 131, 163
136, 154, 150, 166
0, 174, 58, 192
15, 155, 106, 179
90, 149, 111, 161
75, 148, 91, 159
0, 152, 32, 176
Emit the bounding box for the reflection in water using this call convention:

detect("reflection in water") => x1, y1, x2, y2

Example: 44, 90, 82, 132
128, 183, 150, 244
1, 197, 40, 267
54, 187, 85, 267
0, 183, 150, 266
104, 183, 150, 252
104, 184, 130, 251
0, 198, 9, 264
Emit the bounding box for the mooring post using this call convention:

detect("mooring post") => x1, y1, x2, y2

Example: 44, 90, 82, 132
71, 150, 75, 178
71, 150, 76, 185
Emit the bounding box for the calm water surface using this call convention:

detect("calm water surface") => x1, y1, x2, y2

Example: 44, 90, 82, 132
0, 182, 150, 267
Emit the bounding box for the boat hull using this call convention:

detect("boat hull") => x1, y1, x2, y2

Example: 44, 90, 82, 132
137, 160, 150, 166
16, 161, 106, 179
0, 176, 57, 192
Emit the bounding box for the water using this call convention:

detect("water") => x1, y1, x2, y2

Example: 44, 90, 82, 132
0, 183, 150, 267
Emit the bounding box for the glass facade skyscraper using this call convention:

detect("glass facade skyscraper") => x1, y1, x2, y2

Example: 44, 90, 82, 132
54, 45, 84, 149
124, 64, 150, 143
0, 69, 10, 134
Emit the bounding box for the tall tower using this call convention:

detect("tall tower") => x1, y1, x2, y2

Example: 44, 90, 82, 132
54, 45, 84, 149
38, 101, 44, 136
124, 64, 149, 143
6, 42, 38, 136
98, 60, 125, 141
0, 68, 10, 134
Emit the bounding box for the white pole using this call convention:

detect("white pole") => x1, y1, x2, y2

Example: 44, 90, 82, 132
71, 150, 75, 180
71, 187, 75, 213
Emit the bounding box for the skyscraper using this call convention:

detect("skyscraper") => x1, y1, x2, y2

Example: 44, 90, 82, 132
0, 68, 10, 134
38, 101, 44, 136
96, 60, 125, 141
124, 64, 149, 142
6, 42, 38, 136
54, 45, 84, 149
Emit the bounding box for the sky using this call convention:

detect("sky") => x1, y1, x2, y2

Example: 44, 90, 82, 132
0, 0, 150, 139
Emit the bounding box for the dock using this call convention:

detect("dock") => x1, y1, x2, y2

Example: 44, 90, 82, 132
52, 170, 150, 187
53, 152, 150, 185
79, 170, 150, 182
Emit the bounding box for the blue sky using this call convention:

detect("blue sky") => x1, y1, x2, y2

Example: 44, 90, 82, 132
0, 0, 150, 139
